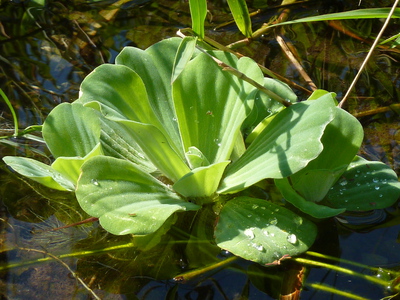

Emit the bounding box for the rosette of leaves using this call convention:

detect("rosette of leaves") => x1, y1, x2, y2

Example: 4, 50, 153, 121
3, 37, 399, 265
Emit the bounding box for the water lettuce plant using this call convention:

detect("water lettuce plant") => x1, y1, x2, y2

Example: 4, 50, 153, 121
3, 37, 400, 265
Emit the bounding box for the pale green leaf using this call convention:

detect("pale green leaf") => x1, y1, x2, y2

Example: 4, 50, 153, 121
173, 53, 264, 164
113, 119, 190, 182
51, 143, 103, 184
3, 156, 74, 191
115, 39, 193, 157
42, 102, 101, 158
185, 146, 210, 169
219, 94, 336, 194
171, 36, 198, 83
76, 156, 200, 235
173, 161, 230, 199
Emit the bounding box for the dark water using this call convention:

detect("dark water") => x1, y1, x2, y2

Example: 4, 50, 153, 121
0, 0, 399, 299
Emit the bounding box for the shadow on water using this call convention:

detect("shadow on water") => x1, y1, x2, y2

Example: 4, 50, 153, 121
0, 0, 399, 299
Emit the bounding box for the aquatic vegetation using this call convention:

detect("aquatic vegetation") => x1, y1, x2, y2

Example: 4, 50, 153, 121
2, 36, 399, 267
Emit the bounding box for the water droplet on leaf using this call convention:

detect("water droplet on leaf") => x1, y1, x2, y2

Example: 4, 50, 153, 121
287, 234, 297, 244
244, 228, 255, 239
270, 217, 278, 225
91, 179, 99, 186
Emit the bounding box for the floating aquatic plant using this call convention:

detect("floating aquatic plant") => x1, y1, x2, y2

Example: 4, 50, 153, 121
3, 37, 400, 265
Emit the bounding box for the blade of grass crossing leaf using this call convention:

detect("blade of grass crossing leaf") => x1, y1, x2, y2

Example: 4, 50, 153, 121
0, 89, 18, 137
189, 0, 207, 39
171, 36, 198, 84
226, 0, 253, 37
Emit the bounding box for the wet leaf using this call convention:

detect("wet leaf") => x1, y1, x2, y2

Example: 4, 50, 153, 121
326, 156, 400, 211
215, 196, 317, 265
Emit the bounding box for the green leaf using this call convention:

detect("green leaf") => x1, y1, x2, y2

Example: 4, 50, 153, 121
76, 64, 164, 129
115, 38, 192, 157
171, 36, 198, 84
76, 156, 200, 235
42, 103, 101, 158
188, 0, 207, 39
173, 161, 230, 199
226, 0, 253, 37
98, 114, 157, 174
325, 156, 400, 211
113, 119, 190, 183
173, 53, 264, 164
287, 105, 364, 202
275, 177, 346, 219
268, 8, 400, 28
185, 146, 210, 169
3, 156, 75, 191
218, 94, 336, 194
51, 143, 103, 184
215, 196, 317, 265
243, 78, 297, 140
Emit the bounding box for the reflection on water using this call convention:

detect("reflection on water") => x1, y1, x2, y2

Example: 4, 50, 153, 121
1, 0, 399, 299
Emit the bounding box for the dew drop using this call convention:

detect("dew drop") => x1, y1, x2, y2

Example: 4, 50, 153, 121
287, 234, 297, 244
379, 194, 383, 198
172, 117, 177, 122
339, 180, 348, 186
252, 243, 264, 251
91, 179, 99, 186
263, 230, 269, 236
382, 179, 388, 184
247, 214, 252, 218
252, 204, 259, 210
269, 217, 278, 225
373, 178, 379, 183
375, 186, 380, 190
244, 228, 255, 239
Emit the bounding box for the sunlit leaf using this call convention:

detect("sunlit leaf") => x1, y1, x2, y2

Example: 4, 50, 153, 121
173, 53, 263, 164
218, 94, 336, 194
215, 196, 317, 265
113, 119, 190, 183
268, 8, 400, 28
3, 156, 74, 191
226, 0, 253, 37
76, 156, 200, 235
115, 39, 194, 157
287, 105, 364, 202
171, 36, 198, 83
51, 143, 103, 184
188, 0, 207, 39
42, 103, 101, 158
173, 161, 230, 199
